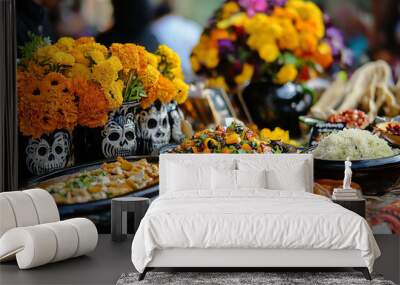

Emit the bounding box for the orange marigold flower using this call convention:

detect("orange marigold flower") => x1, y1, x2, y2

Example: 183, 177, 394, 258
39, 72, 69, 96
156, 75, 176, 104
110, 43, 147, 74
75, 37, 96, 45
18, 72, 78, 138
313, 42, 333, 68
72, 79, 110, 128
140, 86, 158, 109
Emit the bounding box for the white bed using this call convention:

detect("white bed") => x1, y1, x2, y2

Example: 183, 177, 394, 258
131, 154, 380, 280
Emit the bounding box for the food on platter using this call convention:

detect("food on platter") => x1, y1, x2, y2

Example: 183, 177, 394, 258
311, 61, 400, 121
42, 157, 158, 204
312, 129, 397, 160
375, 121, 400, 145
327, 109, 369, 129
386, 122, 400, 136
314, 179, 361, 198
172, 122, 296, 154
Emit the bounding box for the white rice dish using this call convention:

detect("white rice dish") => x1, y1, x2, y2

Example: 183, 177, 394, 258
312, 129, 396, 160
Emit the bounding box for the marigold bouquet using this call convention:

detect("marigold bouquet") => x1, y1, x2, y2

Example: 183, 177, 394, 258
18, 34, 189, 138
191, 0, 347, 92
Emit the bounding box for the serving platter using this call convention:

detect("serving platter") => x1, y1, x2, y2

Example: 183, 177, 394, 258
314, 154, 400, 195
24, 155, 159, 215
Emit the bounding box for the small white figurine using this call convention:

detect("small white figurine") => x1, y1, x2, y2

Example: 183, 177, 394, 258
343, 157, 352, 190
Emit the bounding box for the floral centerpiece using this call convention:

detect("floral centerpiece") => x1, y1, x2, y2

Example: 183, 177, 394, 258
191, 0, 345, 91
17, 34, 189, 175
18, 35, 189, 138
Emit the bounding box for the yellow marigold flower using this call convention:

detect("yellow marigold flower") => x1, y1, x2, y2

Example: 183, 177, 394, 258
56, 37, 75, 50
259, 43, 280, 63
208, 76, 229, 91
260, 127, 290, 143
105, 80, 124, 109
278, 21, 299, 50
266, 21, 283, 39
89, 50, 105, 64
279, 31, 299, 51
288, 0, 324, 38
171, 67, 184, 80
146, 52, 159, 68
191, 56, 200, 72
92, 57, 121, 89
141, 65, 160, 88
273, 6, 299, 22
217, 13, 249, 29
108, 56, 123, 72
245, 14, 269, 35
157, 44, 181, 69
203, 48, 219, 68
221, 1, 240, 19
275, 64, 298, 84
35, 45, 59, 62
68, 63, 91, 80
70, 50, 90, 66
157, 75, 176, 103
51, 51, 75, 66
259, 127, 298, 145
247, 34, 275, 51
173, 78, 189, 104
234, 63, 254, 85
76, 42, 108, 64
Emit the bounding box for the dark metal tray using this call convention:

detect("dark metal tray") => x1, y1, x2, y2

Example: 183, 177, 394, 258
24, 155, 159, 215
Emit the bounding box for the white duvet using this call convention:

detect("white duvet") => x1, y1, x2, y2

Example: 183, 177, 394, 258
131, 190, 380, 273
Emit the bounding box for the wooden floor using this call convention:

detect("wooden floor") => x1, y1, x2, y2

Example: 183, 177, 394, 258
0, 235, 398, 285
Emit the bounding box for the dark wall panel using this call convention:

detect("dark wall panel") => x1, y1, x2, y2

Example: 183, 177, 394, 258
0, 0, 18, 191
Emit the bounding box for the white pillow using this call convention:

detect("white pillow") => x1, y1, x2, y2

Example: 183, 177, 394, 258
236, 169, 267, 189
212, 168, 236, 190
266, 163, 307, 192
237, 158, 309, 192
167, 162, 211, 191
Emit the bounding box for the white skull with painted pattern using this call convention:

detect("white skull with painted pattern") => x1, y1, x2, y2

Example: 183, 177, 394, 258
25, 131, 70, 175
101, 107, 137, 158
137, 103, 171, 153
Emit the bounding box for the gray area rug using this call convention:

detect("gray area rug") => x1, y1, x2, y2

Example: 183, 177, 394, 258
116, 272, 395, 285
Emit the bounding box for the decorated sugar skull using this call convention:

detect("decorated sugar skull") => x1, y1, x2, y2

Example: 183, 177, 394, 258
25, 131, 71, 175
136, 102, 171, 154
167, 102, 185, 143
101, 105, 138, 158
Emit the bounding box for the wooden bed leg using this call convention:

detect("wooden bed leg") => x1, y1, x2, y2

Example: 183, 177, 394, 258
354, 267, 371, 280
138, 268, 148, 281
